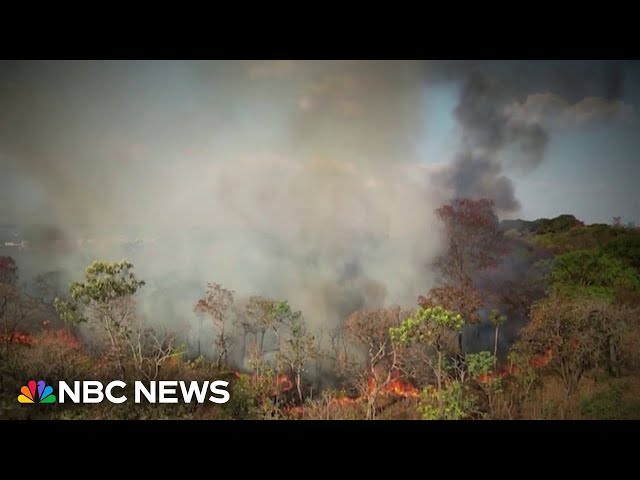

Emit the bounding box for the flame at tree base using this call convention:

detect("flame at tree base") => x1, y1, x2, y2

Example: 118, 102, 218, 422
477, 348, 554, 384
0, 329, 81, 348
368, 376, 420, 398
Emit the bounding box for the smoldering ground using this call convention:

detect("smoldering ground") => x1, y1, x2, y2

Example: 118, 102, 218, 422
0, 60, 637, 363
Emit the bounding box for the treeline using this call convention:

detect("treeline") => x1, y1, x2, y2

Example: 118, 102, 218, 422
1, 200, 640, 420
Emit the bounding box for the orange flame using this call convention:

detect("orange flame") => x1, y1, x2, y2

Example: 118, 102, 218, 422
529, 348, 553, 368
368, 370, 420, 398
381, 378, 420, 397
0, 329, 83, 349
477, 373, 497, 384
276, 374, 294, 392
476, 348, 554, 384
242, 372, 295, 397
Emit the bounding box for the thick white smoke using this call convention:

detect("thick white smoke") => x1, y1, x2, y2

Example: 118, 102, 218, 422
2, 60, 635, 357
0, 60, 445, 347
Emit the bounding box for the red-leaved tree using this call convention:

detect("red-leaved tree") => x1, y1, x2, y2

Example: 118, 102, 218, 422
427, 199, 509, 354
434, 198, 508, 287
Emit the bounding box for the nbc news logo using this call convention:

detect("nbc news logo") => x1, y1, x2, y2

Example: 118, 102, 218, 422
18, 380, 56, 404
17, 379, 230, 404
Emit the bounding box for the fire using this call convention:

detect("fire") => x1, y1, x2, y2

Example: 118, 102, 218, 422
0, 329, 82, 348
239, 372, 295, 397
276, 374, 294, 392
381, 378, 420, 398
282, 371, 418, 418
0, 332, 33, 345
529, 348, 553, 368
477, 373, 497, 384
368, 370, 420, 398
287, 405, 305, 417
502, 364, 521, 376
476, 348, 555, 384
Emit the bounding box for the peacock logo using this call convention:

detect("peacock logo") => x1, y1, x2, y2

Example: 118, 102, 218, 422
18, 380, 56, 404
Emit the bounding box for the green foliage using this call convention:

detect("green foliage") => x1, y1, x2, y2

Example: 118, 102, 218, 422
224, 374, 257, 419
72, 260, 144, 304
513, 294, 636, 397
489, 309, 507, 327
277, 310, 318, 400
580, 382, 640, 420
270, 300, 304, 333
533, 214, 584, 234
271, 300, 295, 321
54, 260, 145, 325
548, 249, 640, 300
467, 351, 496, 378
389, 306, 464, 347
419, 381, 477, 420
502, 214, 583, 237
278, 322, 316, 364
506, 351, 538, 386
601, 234, 640, 273
532, 222, 633, 253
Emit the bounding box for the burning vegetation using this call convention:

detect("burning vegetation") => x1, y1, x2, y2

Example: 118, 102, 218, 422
1, 198, 640, 420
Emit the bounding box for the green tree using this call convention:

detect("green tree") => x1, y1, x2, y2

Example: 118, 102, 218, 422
54, 260, 146, 376
270, 299, 299, 349
418, 381, 477, 420
601, 234, 640, 273
54, 260, 144, 347
390, 306, 464, 393
549, 249, 640, 300
513, 294, 634, 397
533, 214, 584, 234
467, 351, 501, 417
275, 303, 317, 403
467, 351, 496, 379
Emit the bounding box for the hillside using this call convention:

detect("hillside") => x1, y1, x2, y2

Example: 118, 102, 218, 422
1, 206, 640, 420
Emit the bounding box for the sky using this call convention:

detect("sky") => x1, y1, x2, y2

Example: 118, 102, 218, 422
421, 78, 640, 224
415, 71, 640, 225
1, 60, 639, 229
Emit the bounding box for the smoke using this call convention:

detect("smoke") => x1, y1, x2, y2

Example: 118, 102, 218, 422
433, 153, 521, 212
424, 60, 635, 214
455, 72, 549, 169
0, 60, 443, 350
0, 60, 637, 360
